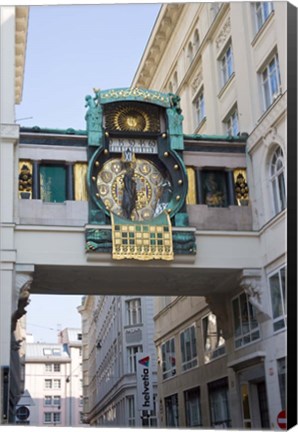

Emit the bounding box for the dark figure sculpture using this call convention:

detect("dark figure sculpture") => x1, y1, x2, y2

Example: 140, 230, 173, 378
122, 167, 137, 220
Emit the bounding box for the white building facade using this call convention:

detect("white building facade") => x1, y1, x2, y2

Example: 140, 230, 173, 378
79, 295, 158, 427
23, 328, 84, 427
132, 2, 288, 429
0, 6, 29, 423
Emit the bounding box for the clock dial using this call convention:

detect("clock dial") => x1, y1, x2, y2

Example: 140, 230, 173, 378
96, 158, 172, 221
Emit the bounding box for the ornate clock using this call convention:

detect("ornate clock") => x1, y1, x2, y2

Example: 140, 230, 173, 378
85, 88, 196, 259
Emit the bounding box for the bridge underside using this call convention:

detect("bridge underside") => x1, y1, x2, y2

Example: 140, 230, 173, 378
31, 264, 242, 297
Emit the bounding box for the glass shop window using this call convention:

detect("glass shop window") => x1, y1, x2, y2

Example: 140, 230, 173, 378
40, 165, 67, 203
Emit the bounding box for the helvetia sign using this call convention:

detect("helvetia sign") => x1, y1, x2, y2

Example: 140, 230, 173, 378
136, 353, 154, 411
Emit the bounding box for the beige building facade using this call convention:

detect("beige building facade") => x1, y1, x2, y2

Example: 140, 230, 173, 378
132, 2, 287, 430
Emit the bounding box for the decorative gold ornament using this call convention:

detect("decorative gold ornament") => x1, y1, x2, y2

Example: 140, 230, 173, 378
95, 161, 100, 167
176, 195, 181, 201
92, 176, 96, 182
178, 179, 183, 185
164, 152, 169, 157
174, 164, 179, 170
105, 132, 109, 137
104, 149, 109, 155
162, 133, 167, 139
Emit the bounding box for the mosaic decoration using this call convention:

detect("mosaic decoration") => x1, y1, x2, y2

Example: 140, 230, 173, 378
111, 212, 173, 261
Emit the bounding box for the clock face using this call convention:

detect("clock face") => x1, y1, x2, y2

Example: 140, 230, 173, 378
96, 158, 172, 221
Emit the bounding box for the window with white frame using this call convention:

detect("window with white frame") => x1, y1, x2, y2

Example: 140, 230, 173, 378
53, 395, 61, 406
202, 313, 225, 363
126, 395, 135, 426
232, 292, 260, 348
53, 379, 61, 389
126, 298, 142, 325
269, 266, 286, 332
53, 412, 61, 424
219, 43, 234, 87
185, 387, 202, 426
224, 108, 239, 136
44, 412, 52, 423
261, 53, 281, 110
180, 325, 198, 371
161, 338, 176, 379
270, 146, 286, 215
277, 357, 286, 410
193, 88, 205, 128
255, 2, 274, 32
127, 345, 143, 373
44, 379, 52, 389
44, 396, 52, 406
45, 364, 52, 372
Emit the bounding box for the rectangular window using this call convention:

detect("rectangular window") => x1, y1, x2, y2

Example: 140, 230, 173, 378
194, 88, 206, 128
255, 2, 274, 32
126, 298, 142, 325
180, 325, 197, 371
202, 313, 225, 363
224, 109, 239, 136
165, 394, 179, 427
220, 44, 234, 87
232, 293, 260, 348
45, 364, 52, 372
127, 346, 143, 373
149, 394, 158, 427
40, 165, 67, 203
53, 379, 61, 389
52, 348, 61, 356
44, 412, 52, 423
44, 379, 52, 389
185, 387, 202, 426
261, 53, 281, 110
53, 363, 61, 372
44, 396, 52, 406
53, 396, 61, 406
269, 267, 286, 331
208, 378, 231, 428
53, 412, 61, 424
126, 396, 135, 426
161, 338, 176, 379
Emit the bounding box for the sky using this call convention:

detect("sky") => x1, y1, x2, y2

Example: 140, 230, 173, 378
19, 4, 161, 343
16, 4, 161, 131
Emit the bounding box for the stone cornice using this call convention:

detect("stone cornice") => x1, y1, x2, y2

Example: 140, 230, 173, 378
15, 6, 29, 104
131, 4, 185, 89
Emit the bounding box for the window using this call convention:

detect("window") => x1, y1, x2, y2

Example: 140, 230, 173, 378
126, 299, 142, 325
53, 363, 61, 372
45, 379, 52, 389
53, 396, 61, 406
53, 379, 61, 389
180, 325, 197, 371
77, 333, 82, 340
165, 394, 179, 427
43, 348, 52, 356
149, 394, 158, 427
53, 412, 61, 424
45, 364, 52, 372
185, 387, 202, 426
44, 396, 52, 406
255, 2, 274, 32
161, 338, 176, 379
187, 42, 194, 63
208, 378, 231, 428
261, 53, 281, 110
40, 164, 67, 203
220, 44, 234, 87
202, 170, 228, 207
44, 412, 52, 423
270, 147, 286, 215
224, 108, 239, 136
269, 266, 286, 331
202, 313, 225, 363
126, 396, 135, 426
194, 88, 205, 128
277, 358, 286, 410
52, 348, 61, 356
127, 345, 143, 373
232, 292, 260, 348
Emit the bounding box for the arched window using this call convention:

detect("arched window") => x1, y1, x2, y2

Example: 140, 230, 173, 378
194, 29, 200, 50
270, 146, 286, 214
187, 42, 194, 63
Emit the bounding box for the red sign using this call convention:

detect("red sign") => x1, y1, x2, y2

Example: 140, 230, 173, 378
277, 410, 287, 429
